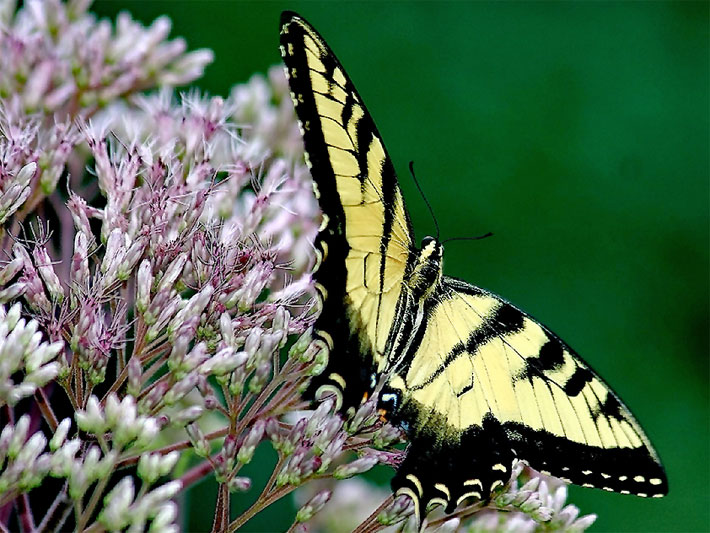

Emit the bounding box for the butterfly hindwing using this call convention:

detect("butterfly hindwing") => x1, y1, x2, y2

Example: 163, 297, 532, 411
386, 277, 667, 513
280, 12, 415, 410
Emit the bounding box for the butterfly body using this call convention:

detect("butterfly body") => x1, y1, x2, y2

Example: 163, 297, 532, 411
279, 11, 667, 519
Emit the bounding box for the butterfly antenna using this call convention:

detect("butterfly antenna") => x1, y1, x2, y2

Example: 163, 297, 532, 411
442, 232, 494, 245
408, 161, 440, 241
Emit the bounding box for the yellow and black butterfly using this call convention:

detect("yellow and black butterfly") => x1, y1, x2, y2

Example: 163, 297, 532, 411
279, 11, 667, 519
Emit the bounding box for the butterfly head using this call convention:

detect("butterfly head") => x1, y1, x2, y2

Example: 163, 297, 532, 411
408, 236, 444, 301
420, 236, 442, 258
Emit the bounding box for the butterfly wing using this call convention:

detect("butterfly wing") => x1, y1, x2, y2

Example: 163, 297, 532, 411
387, 276, 668, 515
280, 12, 415, 410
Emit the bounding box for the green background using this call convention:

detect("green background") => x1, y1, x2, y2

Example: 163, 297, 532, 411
93, 2, 709, 532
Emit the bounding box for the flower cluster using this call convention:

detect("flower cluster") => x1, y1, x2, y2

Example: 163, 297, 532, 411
468, 462, 597, 532
0, 0, 213, 232
0, 302, 63, 406
295, 461, 596, 533
0, 2, 599, 532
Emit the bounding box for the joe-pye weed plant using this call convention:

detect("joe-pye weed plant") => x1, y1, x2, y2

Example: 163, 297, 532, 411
0, 2, 597, 531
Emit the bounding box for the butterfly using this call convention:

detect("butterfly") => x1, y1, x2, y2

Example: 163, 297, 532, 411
279, 11, 667, 519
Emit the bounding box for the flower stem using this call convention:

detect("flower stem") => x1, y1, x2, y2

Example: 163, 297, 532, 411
34, 386, 59, 431
76, 461, 114, 532
36, 482, 69, 532
227, 484, 297, 532
210, 483, 230, 533
16, 492, 35, 532
352, 495, 394, 533
179, 457, 217, 491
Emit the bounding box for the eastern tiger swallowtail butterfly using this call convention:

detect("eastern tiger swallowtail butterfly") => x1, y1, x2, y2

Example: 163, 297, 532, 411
279, 11, 667, 519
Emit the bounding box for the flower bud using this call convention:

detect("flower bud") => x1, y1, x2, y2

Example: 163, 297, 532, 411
248, 359, 271, 394
277, 445, 309, 487
521, 476, 540, 493
167, 284, 214, 341
312, 418, 343, 455
372, 423, 403, 449
307, 342, 328, 374
127, 357, 142, 397
532, 507, 554, 522
318, 432, 347, 471
134, 417, 160, 450
496, 491, 517, 507
157, 253, 188, 293
333, 454, 378, 479
186, 424, 210, 458
288, 330, 312, 361
512, 490, 533, 507
163, 372, 199, 406
221, 434, 238, 463
117, 238, 147, 280
24, 362, 60, 387
199, 347, 246, 377
378, 494, 414, 526
346, 399, 377, 434
32, 246, 64, 302
0, 283, 27, 304
227, 476, 251, 493
170, 406, 204, 426
75, 396, 106, 435
305, 398, 334, 437
0, 256, 23, 285
219, 313, 235, 347
138, 451, 179, 484
151, 502, 178, 531
281, 418, 307, 456
554, 504, 579, 527
237, 420, 265, 465
295, 489, 331, 523
271, 307, 289, 345
50, 419, 72, 451
520, 498, 543, 513
136, 259, 153, 314
98, 477, 135, 531
265, 417, 283, 449
571, 513, 597, 530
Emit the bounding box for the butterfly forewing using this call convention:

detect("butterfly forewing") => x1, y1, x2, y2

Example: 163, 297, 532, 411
280, 12, 415, 409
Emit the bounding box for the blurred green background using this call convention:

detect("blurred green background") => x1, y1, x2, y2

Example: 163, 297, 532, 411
93, 2, 709, 532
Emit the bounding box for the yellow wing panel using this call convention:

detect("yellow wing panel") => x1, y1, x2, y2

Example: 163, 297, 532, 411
289, 19, 414, 364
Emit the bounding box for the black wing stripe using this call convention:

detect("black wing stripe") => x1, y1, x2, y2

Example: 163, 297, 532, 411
407, 299, 526, 391
563, 367, 594, 397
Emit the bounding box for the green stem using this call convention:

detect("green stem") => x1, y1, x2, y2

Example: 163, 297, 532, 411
75, 459, 114, 532
227, 484, 297, 532
351, 495, 394, 533
36, 482, 69, 532
117, 426, 229, 469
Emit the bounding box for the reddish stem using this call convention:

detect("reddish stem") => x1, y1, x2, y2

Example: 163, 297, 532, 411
16, 493, 35, 533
